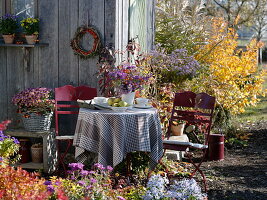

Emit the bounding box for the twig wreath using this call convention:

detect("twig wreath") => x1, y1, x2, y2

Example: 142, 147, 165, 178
70, 26, 101, 59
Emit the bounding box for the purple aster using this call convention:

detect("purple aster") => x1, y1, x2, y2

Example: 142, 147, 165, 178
90, 178, 97, 184
68, 162, 84, 171
47, 185, 55, 193
44, 180, 52, 185
117, 196, 126, 200
0, 157, 3, 162
94, 163, 104, 170
12, 137, 19, 144
80, 170, 89, 176
77, 180, 86, 186
106, 165, 113, 171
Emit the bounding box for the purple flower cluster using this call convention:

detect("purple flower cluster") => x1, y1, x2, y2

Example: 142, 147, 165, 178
44, 162, 114, 198
12, 87, 55, 116
107, 64, 152, 94
1, 13, 18, 20
150, 48, 200, 78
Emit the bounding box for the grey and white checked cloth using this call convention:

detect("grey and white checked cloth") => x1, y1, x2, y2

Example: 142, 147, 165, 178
73, 108, 163, 168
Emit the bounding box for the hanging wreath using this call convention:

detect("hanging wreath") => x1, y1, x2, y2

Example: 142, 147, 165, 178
70, 26, 101, 59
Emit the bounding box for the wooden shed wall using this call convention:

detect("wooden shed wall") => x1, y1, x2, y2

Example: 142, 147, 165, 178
0, 0, 154, 124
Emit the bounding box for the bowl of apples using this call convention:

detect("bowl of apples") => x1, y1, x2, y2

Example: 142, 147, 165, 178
107, 97, 130, 112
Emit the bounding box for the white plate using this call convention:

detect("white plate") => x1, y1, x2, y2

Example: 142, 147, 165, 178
133, 104, 153, 109
93, 103, 111, 109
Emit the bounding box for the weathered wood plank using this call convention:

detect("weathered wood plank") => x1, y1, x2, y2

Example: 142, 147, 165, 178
104, 0, 116, 47
58, 0, 79, 86
38, 0, 59, 88
0, 2, 7, 121
78, 0, 104, 88
146, 0, 155, 51
6, 48, 24, 126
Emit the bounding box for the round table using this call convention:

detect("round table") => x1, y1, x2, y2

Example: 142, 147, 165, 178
73, 107, 163, 168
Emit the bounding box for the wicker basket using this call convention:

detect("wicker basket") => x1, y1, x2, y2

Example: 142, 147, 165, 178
21, 112, 53, 132
31, 144, 43, 163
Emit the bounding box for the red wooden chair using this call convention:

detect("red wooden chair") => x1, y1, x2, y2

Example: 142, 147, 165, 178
161, 91, 215, 192
55, 85, 97, 174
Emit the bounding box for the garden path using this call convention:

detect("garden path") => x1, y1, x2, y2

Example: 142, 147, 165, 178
204, 120, 267, 200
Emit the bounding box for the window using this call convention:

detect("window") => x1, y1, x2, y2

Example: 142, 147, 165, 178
11, 0, 35, 19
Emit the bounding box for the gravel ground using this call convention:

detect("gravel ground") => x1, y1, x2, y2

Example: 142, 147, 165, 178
202, 121, 267, 200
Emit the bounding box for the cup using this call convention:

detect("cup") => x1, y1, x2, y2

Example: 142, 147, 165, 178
136, 98, 149, 107
93, 97, 107, 104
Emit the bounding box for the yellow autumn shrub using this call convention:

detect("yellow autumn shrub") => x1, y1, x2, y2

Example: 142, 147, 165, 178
189, 18, 266, 114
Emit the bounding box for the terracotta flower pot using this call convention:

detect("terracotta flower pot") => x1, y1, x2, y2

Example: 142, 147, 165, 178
171, 123, 185, 136
2, 34, 15, 44
25, 34, 38, 44
31, 144, 43, 163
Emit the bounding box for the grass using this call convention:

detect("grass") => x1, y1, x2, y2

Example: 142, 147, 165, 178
236, 64, 267, 123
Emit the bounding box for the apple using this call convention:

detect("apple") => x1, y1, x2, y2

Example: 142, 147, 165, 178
119, 101, 128, 107
113, 97, 121, 103
113, 103, 120, 107
107, 98, 115, 106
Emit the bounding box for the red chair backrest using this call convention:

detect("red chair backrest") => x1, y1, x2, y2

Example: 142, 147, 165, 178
55, 85, 97, 135
167, 91, 216, 144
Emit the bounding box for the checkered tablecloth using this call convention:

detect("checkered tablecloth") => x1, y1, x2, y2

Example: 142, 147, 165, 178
73, 108, 163, 168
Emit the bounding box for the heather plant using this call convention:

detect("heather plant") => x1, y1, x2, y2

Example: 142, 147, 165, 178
12, 87, 55, 117
0, 165, 49, 200
0, 120, 20, 165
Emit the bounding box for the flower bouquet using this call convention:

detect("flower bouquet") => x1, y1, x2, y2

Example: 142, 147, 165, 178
107, 63, 152, 105
0, 13, 19, 44
12, 87, 55, 131
20, 17, 39, 44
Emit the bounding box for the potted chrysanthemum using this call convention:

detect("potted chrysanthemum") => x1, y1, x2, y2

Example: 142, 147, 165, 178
12, 87, 55, 132
20, 17, 39, 44
0, 13, 19, 44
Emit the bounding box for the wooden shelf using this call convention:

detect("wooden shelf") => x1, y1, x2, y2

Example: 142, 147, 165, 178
0, 43, 49, 48
6, 129, 57, 174
13, 162, 44, 170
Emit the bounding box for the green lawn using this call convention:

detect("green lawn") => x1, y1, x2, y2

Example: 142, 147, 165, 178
237, 65, 267, 123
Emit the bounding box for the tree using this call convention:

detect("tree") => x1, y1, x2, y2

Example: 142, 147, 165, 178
250, 0, 267, 42
207, 0, 261, 30
155, 0, 211, 54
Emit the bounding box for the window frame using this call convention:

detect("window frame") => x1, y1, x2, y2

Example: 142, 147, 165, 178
4, 0, 38, 17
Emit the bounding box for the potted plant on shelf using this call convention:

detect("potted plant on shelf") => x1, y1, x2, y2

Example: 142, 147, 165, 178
0, 13, 19, 44
170, 119, 186, 136
20, 17, 39, 44
12, 87, 55, 132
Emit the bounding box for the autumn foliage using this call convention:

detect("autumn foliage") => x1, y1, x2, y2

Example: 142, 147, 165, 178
191, 18, 266, 114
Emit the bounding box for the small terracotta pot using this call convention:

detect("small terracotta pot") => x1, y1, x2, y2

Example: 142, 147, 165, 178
171, 123, 185, 136
2, 34, 15, 44
25, 34, 38, 44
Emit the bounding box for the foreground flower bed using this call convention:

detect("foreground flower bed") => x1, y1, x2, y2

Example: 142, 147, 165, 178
0, 162, 207, 200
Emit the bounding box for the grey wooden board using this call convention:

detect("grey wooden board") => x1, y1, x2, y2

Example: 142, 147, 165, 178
6, 47, 24, 126
58, 0, 78, 86
39, 0, 59, 88
104, 0, 116, 47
